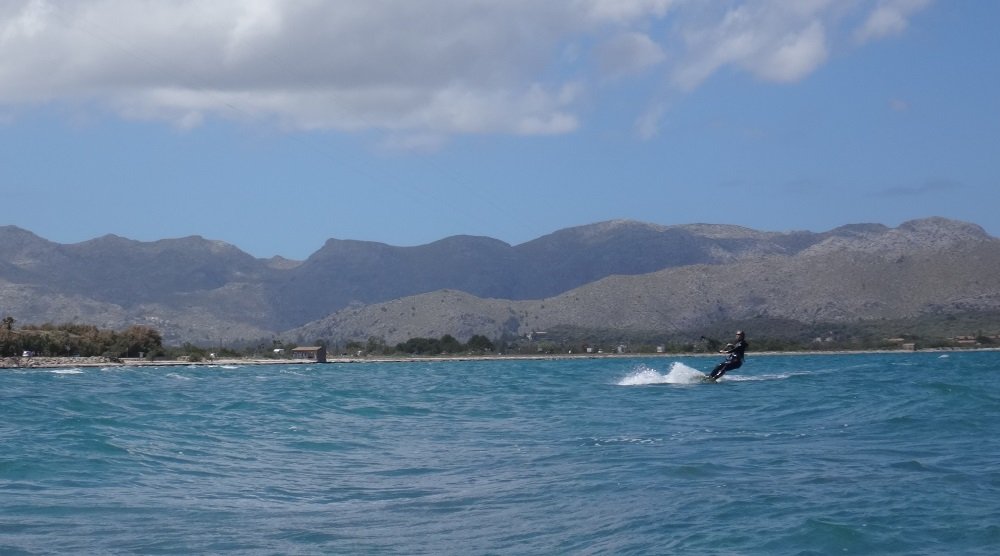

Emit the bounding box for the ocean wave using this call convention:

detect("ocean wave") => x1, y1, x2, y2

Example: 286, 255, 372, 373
3, 353, 998, 554
617, 362, 706, 385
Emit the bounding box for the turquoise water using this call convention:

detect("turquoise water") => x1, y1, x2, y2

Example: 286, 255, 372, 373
2, 352, 999, 554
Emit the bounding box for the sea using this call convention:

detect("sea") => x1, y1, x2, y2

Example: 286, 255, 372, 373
2, 351, 999, 555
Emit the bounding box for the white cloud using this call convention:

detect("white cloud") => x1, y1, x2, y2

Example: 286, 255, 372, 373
635, 101, 666, 140
752, 20, 828, 82
637, 0, 930, 136
0, 0, 932, 142
597, 32, 666, 78
668, 2, 834, 90
1, 0, 52, 39
0, 0, 596, 138
855, 0, 931, 43
576, 0, 675, 24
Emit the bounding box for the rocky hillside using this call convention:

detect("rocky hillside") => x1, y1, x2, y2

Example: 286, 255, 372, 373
0, 218, 996, 345
287, 218, 1000, 345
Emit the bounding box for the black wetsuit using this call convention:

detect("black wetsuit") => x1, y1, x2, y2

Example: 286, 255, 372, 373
709, 338, 747, 380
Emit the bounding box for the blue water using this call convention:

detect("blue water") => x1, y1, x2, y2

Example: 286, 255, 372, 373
2, 352, 999, 555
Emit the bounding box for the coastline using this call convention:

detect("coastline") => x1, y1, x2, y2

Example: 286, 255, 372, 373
3, 347, 998, 370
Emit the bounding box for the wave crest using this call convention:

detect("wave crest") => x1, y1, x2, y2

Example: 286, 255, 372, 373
617, 362, 706, 385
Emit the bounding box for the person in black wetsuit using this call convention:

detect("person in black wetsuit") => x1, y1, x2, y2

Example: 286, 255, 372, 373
709, 330, 747, 380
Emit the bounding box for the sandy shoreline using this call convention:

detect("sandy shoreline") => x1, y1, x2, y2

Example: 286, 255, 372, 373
3, 347, 997, 370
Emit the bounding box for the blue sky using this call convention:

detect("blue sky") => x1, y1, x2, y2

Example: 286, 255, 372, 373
1, 0, 997, 259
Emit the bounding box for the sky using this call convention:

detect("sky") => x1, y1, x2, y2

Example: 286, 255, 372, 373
1, 0, 997, 259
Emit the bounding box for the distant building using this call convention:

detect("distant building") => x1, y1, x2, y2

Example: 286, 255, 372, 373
291, 346, 327, 363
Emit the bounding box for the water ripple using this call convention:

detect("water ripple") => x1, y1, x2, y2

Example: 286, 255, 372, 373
2, 352, 999, 554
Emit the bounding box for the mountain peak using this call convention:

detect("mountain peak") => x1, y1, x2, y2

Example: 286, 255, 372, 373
669, 223, 775, 240
805, 217, 991, 256
897, 217, 990, 240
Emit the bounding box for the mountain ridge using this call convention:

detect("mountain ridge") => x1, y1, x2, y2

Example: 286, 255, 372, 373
0, 217, 995, 345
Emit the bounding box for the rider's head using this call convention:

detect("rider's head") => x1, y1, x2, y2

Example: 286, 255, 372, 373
736, 330, 745, 338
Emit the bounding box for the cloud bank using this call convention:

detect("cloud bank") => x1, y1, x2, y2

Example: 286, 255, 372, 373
0, 0, 931, 141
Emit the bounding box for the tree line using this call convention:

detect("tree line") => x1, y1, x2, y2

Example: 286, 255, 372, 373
392, 334, 496, 355
4, 316, 990, 361
0, 319, 164, 359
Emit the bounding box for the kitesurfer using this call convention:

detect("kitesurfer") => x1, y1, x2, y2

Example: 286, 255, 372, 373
709, 330, 747, 380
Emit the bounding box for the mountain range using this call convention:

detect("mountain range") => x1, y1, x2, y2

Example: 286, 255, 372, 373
1, 217, 997, 346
